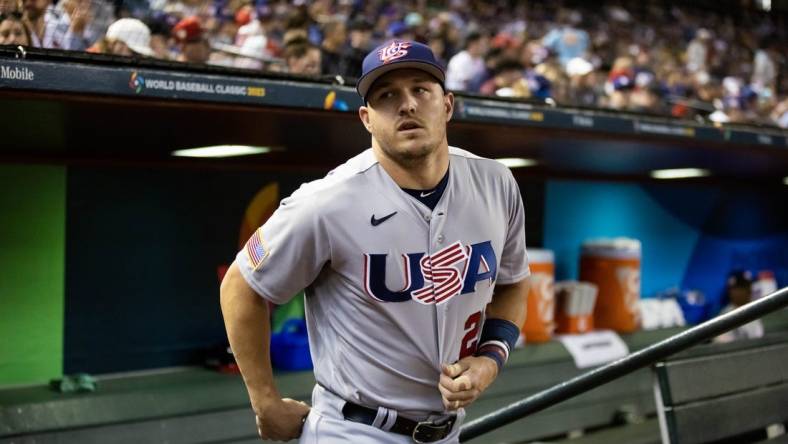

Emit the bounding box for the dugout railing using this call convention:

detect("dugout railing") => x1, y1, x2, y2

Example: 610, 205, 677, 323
460, 286, 788, 442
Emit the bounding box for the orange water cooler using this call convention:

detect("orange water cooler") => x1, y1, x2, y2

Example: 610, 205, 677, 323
580, 238, 641, 333
521, 249, 555, 343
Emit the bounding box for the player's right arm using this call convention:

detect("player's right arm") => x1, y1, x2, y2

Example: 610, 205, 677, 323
220, 261, 310, 441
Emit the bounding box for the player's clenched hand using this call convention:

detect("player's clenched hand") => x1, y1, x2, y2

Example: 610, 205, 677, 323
438, 356, 499, 411
254, 397, 310, 441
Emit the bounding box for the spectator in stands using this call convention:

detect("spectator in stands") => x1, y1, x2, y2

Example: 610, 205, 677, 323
41, 0, 111, 51
370, 4, 397, 43
445, 31, 488, 92
102, 17, 154, 57
771, 97, 788, 128
172, 16, 210, 64
386, 20, 410, 41
428, 12, 461, 61
56, 0, 93, 49
0, 11, 31, 45
606, 56, 635, 110
520, 40, 548, 70
751, 35, 780, 100
533, 51, 566, 102
157, 0, 213, 22
234, 4, 260, 47
307, 0, 334, 26
404, 11, 426, 40
233, 34, 269, 70
320, 16, 346, 76
479, 59, 527, 97
281, 6, 310, 46
11, 0, 787, 127
491, 32, 522, 62
114, 0, 147, 20
284, 37, 321, 75
468, 47, 503, 93
629, 78, 660, 113
21, 0, 50, 47
146, 14, 174, 60
685, 28, 711, 74
718, 75, 758, 123
0, 0, 18, 15
541, 8, 590, 68
566, 57, 600, 107
341, 17, 372, 79
235, 2, 279, 55
629, 50, 661, 112
427, 32, 448, 68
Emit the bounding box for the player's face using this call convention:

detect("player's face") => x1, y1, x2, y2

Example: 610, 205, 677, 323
359, 69, 454, 165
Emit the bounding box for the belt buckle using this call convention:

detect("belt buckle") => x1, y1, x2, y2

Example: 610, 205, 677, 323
412, 420, 451, 444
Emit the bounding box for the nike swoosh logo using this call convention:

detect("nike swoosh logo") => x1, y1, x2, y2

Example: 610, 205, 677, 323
371, 211, 397, 226
420, 190, 436, 197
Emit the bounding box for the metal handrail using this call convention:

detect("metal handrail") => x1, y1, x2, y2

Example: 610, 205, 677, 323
460, 286, 788, 442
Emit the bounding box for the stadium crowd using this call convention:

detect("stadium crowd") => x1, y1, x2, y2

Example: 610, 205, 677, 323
0, 0, 786, 128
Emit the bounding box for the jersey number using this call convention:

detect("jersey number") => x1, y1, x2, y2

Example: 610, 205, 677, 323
459, 311, 482, 359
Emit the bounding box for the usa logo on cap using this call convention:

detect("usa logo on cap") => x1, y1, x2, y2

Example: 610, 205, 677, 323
357, 40, 446, 99
378, 41, 411, 64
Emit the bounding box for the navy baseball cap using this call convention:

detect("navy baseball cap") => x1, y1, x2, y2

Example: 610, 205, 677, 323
356, 40, 445, 101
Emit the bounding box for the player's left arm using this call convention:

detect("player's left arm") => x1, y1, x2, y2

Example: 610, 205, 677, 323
486, 277, 529, 326
439, 277, 530, 411
439, 167, 530, 411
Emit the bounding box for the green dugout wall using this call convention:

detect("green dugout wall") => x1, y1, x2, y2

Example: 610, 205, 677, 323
0, 165, 65, 385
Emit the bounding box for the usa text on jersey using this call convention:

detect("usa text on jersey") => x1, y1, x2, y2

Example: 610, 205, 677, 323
363, 240, 496, 305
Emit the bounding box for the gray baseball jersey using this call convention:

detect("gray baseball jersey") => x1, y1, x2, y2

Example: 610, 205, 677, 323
236, 146, 529, 418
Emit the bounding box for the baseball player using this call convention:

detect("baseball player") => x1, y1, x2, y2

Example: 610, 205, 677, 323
220, 40, 530, 443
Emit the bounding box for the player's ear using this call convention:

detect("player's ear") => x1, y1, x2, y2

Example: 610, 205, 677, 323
358, 106, 373, 133
444, 92, 454, 123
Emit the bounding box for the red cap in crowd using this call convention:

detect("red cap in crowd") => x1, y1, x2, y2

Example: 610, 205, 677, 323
492, 33, 517, 49
235, 6, 252, 26
173, 16, 204, 43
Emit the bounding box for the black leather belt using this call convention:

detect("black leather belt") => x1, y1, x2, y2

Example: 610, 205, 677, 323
341, 401, 456, 443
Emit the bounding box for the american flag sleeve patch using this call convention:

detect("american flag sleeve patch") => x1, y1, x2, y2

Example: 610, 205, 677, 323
245, 228, 269, 270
